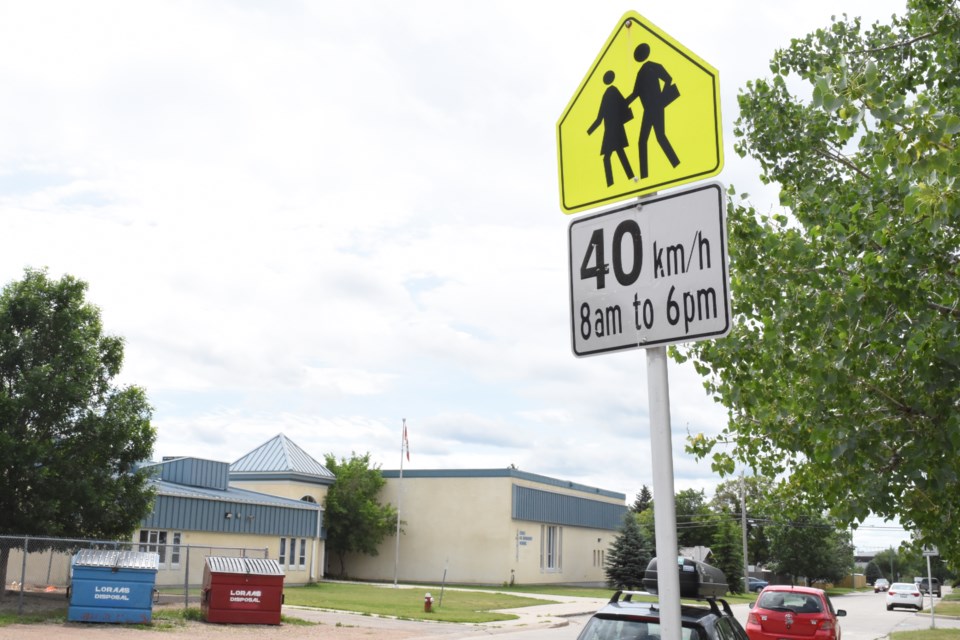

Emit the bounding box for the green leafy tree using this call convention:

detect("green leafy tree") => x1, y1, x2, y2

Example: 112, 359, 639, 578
865, 561, 883, 584
676, 488, 717, 549
711, 516, 744, 594
636, 505, 657, 551
632, 485, 653, 513
322, 451, 399, 577
0, 269, 156, 591
873, 546, 928, 582
605, 513, 653, 590
873, 548, 903, 582
681, 0, 960, 566
768, 514, 853, 585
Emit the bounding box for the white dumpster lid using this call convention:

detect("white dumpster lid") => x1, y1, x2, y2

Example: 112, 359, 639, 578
74, 549, 160, 570
205, 556, 284, 576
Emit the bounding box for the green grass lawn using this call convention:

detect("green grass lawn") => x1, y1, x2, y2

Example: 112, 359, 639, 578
0, 610, 65, 627
283, 582, 560, 623
928, 593, 960, 617
892, 632, 960, 640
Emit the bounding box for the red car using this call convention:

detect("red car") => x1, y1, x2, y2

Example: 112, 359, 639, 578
746, 585, 847, 640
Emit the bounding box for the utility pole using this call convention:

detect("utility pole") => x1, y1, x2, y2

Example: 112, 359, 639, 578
741, 472, 750, 591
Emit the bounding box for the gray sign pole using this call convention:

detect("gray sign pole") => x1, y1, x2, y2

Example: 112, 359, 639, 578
647, 345, 681, 640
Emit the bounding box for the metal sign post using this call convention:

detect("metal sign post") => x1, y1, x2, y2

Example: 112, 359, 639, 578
923, 546, 938, 628
648, 345, 681, 640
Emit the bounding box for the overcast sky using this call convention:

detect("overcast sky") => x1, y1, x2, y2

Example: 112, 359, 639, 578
0, 0, 910, 553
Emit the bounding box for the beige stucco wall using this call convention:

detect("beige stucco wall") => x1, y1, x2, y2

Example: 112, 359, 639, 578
135, 530, 324, 586
229, 478, 330, 506
335, 475, 621, 586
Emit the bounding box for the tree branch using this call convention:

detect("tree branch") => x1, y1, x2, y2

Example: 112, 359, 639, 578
853, 5, 959, 56
811, 144, 871, 180
928, 300, 960, 320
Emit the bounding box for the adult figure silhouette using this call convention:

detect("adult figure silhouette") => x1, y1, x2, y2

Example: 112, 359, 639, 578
587, 70, 636, 187
627, 43, 680, 179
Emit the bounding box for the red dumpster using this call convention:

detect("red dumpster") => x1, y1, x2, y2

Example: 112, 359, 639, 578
201, 557, 285, 625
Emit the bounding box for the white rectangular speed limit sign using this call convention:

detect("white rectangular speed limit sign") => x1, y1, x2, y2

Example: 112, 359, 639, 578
568, 181, 731, 357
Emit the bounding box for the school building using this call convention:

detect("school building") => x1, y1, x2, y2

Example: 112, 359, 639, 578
135, 434, 628, 586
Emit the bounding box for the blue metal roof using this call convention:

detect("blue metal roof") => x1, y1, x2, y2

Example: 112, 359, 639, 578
230, 434, 335, 485
142, 457, 231, 490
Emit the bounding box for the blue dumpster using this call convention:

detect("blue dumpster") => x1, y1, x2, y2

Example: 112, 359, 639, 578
68, 550, 159, 624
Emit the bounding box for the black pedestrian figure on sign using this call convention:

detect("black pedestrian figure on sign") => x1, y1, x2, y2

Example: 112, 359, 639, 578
587, 70, 636, 187
627, 43, 681, 179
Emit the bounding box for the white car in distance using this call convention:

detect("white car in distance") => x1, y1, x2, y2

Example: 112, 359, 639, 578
886, 582, 923, 611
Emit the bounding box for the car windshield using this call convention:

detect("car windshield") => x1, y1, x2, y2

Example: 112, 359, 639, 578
579, 617, 703, 640
756, 592, 823, 613
890, 583, 915, 591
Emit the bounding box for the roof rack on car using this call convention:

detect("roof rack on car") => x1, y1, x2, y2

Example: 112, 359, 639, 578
611, 590, 732, 617
610, 590, 657, 605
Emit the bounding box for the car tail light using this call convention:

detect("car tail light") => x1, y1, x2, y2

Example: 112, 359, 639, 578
747, 612, 760, 625
821, 620, 834, 631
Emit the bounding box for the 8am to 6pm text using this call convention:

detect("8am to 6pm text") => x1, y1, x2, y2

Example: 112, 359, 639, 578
578, 283, 720, 340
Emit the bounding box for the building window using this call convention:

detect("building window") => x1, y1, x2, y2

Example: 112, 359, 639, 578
171, 532, 182, 568
593, 549, 605, 567
139, 529, 181, 569
279, 537, 306, 571
540, 525, 562, 572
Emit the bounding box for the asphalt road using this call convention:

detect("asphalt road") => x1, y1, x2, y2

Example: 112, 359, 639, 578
822, 587, 958, 640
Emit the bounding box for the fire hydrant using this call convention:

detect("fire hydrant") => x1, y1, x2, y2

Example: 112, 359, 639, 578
424, 592, 434, 613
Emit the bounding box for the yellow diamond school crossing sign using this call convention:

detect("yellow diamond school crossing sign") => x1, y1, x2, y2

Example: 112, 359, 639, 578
557, 11, 723, 214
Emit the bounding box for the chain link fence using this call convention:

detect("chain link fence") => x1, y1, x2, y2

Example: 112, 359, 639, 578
0, 534, 267, 616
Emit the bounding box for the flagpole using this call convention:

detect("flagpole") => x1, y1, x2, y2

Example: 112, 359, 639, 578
393, 419, 405, 587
